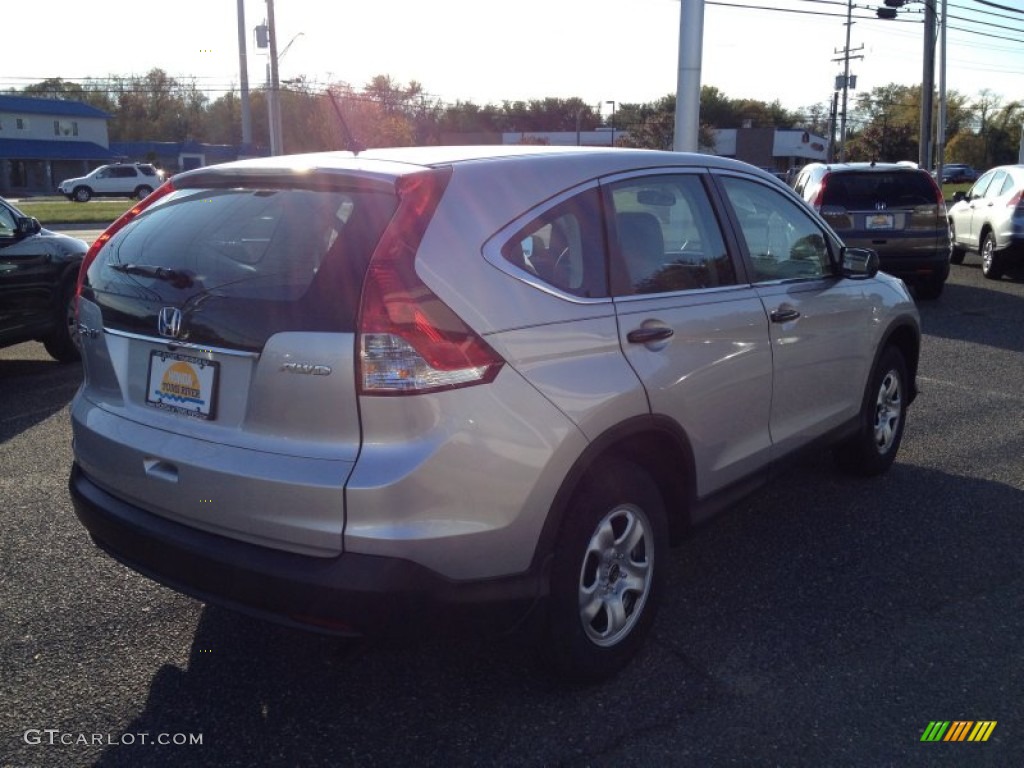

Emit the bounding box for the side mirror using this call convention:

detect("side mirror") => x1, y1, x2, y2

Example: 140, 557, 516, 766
841, 247, 879, 279
15, 216, 41, 237
953, 190, 967, 203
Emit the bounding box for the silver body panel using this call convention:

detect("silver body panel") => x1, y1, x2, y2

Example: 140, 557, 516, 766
71, 146, 920, 586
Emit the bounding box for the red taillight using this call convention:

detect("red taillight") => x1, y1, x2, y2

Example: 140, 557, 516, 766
1007, 189, 1023, 208
357, 168, 504, 395
811, 175, 827, 210
75, 179, 176, 310
925, 173, 945, 206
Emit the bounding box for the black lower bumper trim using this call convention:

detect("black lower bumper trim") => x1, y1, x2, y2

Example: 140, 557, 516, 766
69, 464, 545, 637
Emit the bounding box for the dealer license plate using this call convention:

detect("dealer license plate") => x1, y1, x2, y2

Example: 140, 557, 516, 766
866, 213, 894, 230
146, 351, 219, 420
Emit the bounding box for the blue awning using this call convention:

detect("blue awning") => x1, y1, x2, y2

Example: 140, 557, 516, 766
0, 139, 120, 161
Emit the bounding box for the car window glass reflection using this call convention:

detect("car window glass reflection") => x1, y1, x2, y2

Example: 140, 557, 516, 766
720, 176, 831, 282
607, 175, 735, 295
501, 188, 607, 298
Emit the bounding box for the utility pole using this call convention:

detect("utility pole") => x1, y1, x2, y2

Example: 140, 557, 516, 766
674, 0, 704, 152
920, 0, 936, 169
236, 0, 252, 148
266, 0, 283, 156
935, 0, 947, 180
833, 0, 864, 162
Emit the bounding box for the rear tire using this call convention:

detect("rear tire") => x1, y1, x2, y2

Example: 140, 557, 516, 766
42, 280, 81, 363
543, 459, 668, 684
834, 347, 907, 477
948, 221, 965, 265
134, 185, 153, 200
981, 232, 1004, 280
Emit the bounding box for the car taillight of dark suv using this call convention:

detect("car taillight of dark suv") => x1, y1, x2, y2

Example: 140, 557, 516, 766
793, 162, 951, 299
69, 148, 921, 682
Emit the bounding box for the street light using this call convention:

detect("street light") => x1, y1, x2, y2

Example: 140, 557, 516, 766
606, 100, 616, 147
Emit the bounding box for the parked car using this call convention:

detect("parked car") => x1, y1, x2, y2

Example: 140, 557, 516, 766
937, 164, 980, 184
69, 147, 921, 682
792, 162, 951, 299
0, 196, 88, 361
58, 162, 164, 203
947, 164, 1024, 279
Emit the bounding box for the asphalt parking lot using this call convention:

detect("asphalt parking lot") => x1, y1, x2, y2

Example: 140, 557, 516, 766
2, 259, 1023, 767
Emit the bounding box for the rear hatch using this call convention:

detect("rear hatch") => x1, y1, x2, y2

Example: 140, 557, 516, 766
74, 171, 399, 555
818, 170, 945, 256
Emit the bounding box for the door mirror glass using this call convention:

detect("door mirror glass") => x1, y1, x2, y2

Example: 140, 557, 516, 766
841, 247, 879, 279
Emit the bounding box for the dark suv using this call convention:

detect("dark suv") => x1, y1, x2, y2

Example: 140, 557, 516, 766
793, 162, 951, 299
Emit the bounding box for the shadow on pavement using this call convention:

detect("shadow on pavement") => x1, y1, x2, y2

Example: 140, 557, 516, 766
93, 456, 1024, 767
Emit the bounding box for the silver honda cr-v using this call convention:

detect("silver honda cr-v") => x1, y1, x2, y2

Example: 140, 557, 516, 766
69, 146, 921, 682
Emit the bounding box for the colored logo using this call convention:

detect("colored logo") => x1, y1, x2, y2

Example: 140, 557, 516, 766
921, 721, 997, 742
157, 361, 203, 405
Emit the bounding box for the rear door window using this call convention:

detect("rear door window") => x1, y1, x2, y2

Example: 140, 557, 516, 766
84, 185, 398, 350
605, 174, 737, 295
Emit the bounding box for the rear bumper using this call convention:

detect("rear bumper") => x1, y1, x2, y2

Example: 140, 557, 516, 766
69, 463, 547, 637
877, 251, 950, 282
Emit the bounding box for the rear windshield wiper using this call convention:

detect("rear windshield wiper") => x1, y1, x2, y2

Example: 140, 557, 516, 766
110, 263, 195, 289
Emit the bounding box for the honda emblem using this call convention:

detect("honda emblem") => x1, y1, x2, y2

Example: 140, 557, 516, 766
157, 307, 183, 339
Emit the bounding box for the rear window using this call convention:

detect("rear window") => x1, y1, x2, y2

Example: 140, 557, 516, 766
84, 186, 398, 350
821, 171, 936, 209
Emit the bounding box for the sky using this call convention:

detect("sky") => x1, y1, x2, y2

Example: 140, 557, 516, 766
4, 0, 1023, 121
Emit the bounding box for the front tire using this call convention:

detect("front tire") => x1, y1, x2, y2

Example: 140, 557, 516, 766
543, 459, 668, 683
981, 232, 1004, 280
73, 186, 92, 203
834, 347, 908, 476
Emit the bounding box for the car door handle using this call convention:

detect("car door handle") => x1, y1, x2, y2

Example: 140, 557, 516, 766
770, 308, 801, 323
627, 327, 674, 344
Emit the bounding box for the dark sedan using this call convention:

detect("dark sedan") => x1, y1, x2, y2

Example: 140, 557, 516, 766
0, 197, 89, 361
939, 164, 979, 184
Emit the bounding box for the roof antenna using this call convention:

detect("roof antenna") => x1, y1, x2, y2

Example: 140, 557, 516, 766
326, 88, 363, 155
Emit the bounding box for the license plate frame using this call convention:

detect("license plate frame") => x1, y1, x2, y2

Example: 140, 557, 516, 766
866, 213, 895, 230
145, 350, 220, 420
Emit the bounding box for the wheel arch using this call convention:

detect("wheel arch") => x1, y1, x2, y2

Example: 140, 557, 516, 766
978, 223, 994, 250
531, 415, 696, 576
877, 319, 920, 406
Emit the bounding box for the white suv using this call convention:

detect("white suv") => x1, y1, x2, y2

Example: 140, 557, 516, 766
69, 147, 921, 681
58, 162, 163, 202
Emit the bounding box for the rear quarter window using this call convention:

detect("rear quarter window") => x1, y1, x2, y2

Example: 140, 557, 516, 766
500, 187, 607, 298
